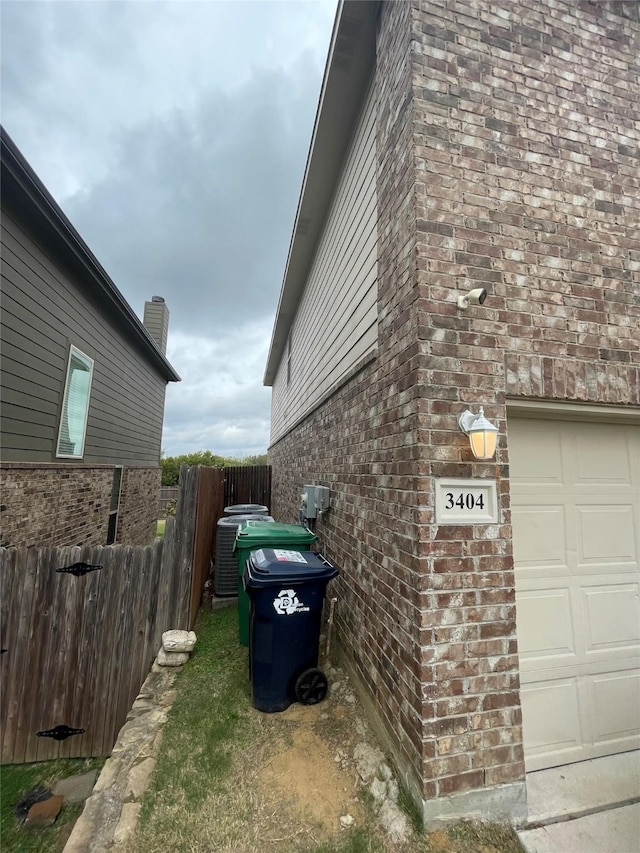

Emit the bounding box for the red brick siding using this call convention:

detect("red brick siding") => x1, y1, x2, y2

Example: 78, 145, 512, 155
116, 466, 161, 545
0, 464, 160, 547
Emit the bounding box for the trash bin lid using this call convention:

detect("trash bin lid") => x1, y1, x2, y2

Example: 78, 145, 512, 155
245, 548, 337, 586
224, 504, 269, 516
218, 514, 274, 529
234, 521, 316, 550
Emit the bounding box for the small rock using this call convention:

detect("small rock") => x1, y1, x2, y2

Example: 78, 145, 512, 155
14, 787, 51, 822
386, 778, 399, 802
379, 799, 410, 844
339, 814, 355, 828
24, 794, 63, 828
354, 742, 385, 782
156, 648, 189, 667
370, 777, 387, 801
53, 770, 98, 804
378, 762, 392, 781
162, 629, 196, 653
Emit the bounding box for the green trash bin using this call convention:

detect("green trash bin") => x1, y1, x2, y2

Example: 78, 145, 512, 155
234, 521, 317, 646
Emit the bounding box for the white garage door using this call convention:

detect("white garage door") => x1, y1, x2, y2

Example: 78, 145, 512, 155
509, 415, 640, 772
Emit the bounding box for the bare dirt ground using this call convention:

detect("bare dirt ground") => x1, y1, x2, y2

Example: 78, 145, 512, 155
248, 669, 379, 850
226, 662, 523, 853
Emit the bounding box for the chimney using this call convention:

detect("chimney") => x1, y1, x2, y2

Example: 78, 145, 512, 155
143, 296, 169, 355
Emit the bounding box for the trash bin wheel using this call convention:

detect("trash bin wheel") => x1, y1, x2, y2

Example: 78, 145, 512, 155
295, 668, 328, 705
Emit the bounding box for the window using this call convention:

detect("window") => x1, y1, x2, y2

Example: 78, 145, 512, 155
106, 466, 123, 545
56, 346, 94, 458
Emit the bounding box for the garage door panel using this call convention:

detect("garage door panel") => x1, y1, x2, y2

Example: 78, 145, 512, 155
591, 671, 640, 745
575, 427, 635, 484
577, 506, 638, 569
508, 424, 563, 484
520, 679, 584, 767
509, 414, 640, 771
583, 584, 640, 652
511, 506, 567, 573
516, 589, 574, 660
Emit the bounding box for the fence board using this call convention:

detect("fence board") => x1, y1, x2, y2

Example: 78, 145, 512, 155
55, 546, 85, 760
189, 467, 225, 627
65, 545, 101, 759
0, 546, 23, 761
174, 466, 197, 630
23, 547, 54, 763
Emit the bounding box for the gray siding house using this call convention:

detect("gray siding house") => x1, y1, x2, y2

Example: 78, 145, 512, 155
1, 127, 180, 547
265, 0, 639, 827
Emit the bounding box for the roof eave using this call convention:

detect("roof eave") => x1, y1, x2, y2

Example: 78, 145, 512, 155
263, 0, 379, 386
0, 126, 181, 383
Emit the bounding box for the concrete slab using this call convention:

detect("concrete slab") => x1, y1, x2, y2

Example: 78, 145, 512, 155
526, 751, 640, 825
518, 802, 640, 853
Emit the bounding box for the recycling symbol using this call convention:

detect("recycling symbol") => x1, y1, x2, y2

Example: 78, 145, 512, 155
273, 589, 307, 615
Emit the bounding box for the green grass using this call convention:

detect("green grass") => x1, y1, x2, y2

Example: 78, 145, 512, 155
136, 604, 255, 845
156, 519, 166, 537
304, 827, 384, 853
0, 758, 104, 853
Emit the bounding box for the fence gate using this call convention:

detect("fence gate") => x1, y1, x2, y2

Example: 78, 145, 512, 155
0, 469, 197, 763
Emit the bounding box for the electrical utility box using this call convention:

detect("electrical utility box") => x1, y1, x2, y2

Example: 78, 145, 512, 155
302, 485, 330, 520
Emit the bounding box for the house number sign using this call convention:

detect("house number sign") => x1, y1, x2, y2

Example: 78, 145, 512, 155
434, 478, 499, 524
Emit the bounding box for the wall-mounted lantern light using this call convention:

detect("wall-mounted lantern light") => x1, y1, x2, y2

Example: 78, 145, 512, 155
458, 407, 499, 460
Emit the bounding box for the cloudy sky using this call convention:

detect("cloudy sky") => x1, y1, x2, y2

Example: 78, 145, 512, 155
0, 0, 336, 457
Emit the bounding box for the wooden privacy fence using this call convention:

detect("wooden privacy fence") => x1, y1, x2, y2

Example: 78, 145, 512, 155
223, 465, 272, 508
162, 466, 271, 517
187, 465, 272, 626
0, 466, 198, 764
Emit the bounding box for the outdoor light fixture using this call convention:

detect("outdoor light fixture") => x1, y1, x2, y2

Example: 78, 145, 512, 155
458, 407, 499, 460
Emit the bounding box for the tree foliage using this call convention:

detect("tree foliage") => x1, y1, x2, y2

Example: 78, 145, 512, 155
161, 451, 268, 486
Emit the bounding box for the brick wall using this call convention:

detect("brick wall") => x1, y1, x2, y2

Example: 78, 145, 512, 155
0, 464, 160, 547
117, 466, 161, 545
269, 0, 639, 824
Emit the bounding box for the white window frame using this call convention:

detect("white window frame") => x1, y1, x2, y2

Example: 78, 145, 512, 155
56, 345, 94, 459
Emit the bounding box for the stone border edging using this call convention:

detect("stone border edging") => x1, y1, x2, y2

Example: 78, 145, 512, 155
63, 663, 178, 852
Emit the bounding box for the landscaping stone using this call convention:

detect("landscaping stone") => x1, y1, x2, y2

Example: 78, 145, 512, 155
126, 757, 156, 800
24, 794, 63, 828
14, 787, 52, 822
53, 771, 99, 804
156, 647, 189, 666
113, 803, 141, 845
161, 629, 196, 653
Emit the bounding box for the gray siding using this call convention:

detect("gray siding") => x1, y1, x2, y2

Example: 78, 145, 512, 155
270, 79, 378, 443
1, 210, 167, 465
143, 299, 169, 355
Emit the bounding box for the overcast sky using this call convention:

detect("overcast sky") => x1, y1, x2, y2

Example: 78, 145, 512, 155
1, 0, 336, 457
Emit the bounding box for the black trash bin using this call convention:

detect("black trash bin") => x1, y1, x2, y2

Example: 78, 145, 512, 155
243, 548, 338, 713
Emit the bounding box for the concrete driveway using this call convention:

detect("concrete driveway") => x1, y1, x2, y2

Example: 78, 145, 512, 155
518, 751, 640, 853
